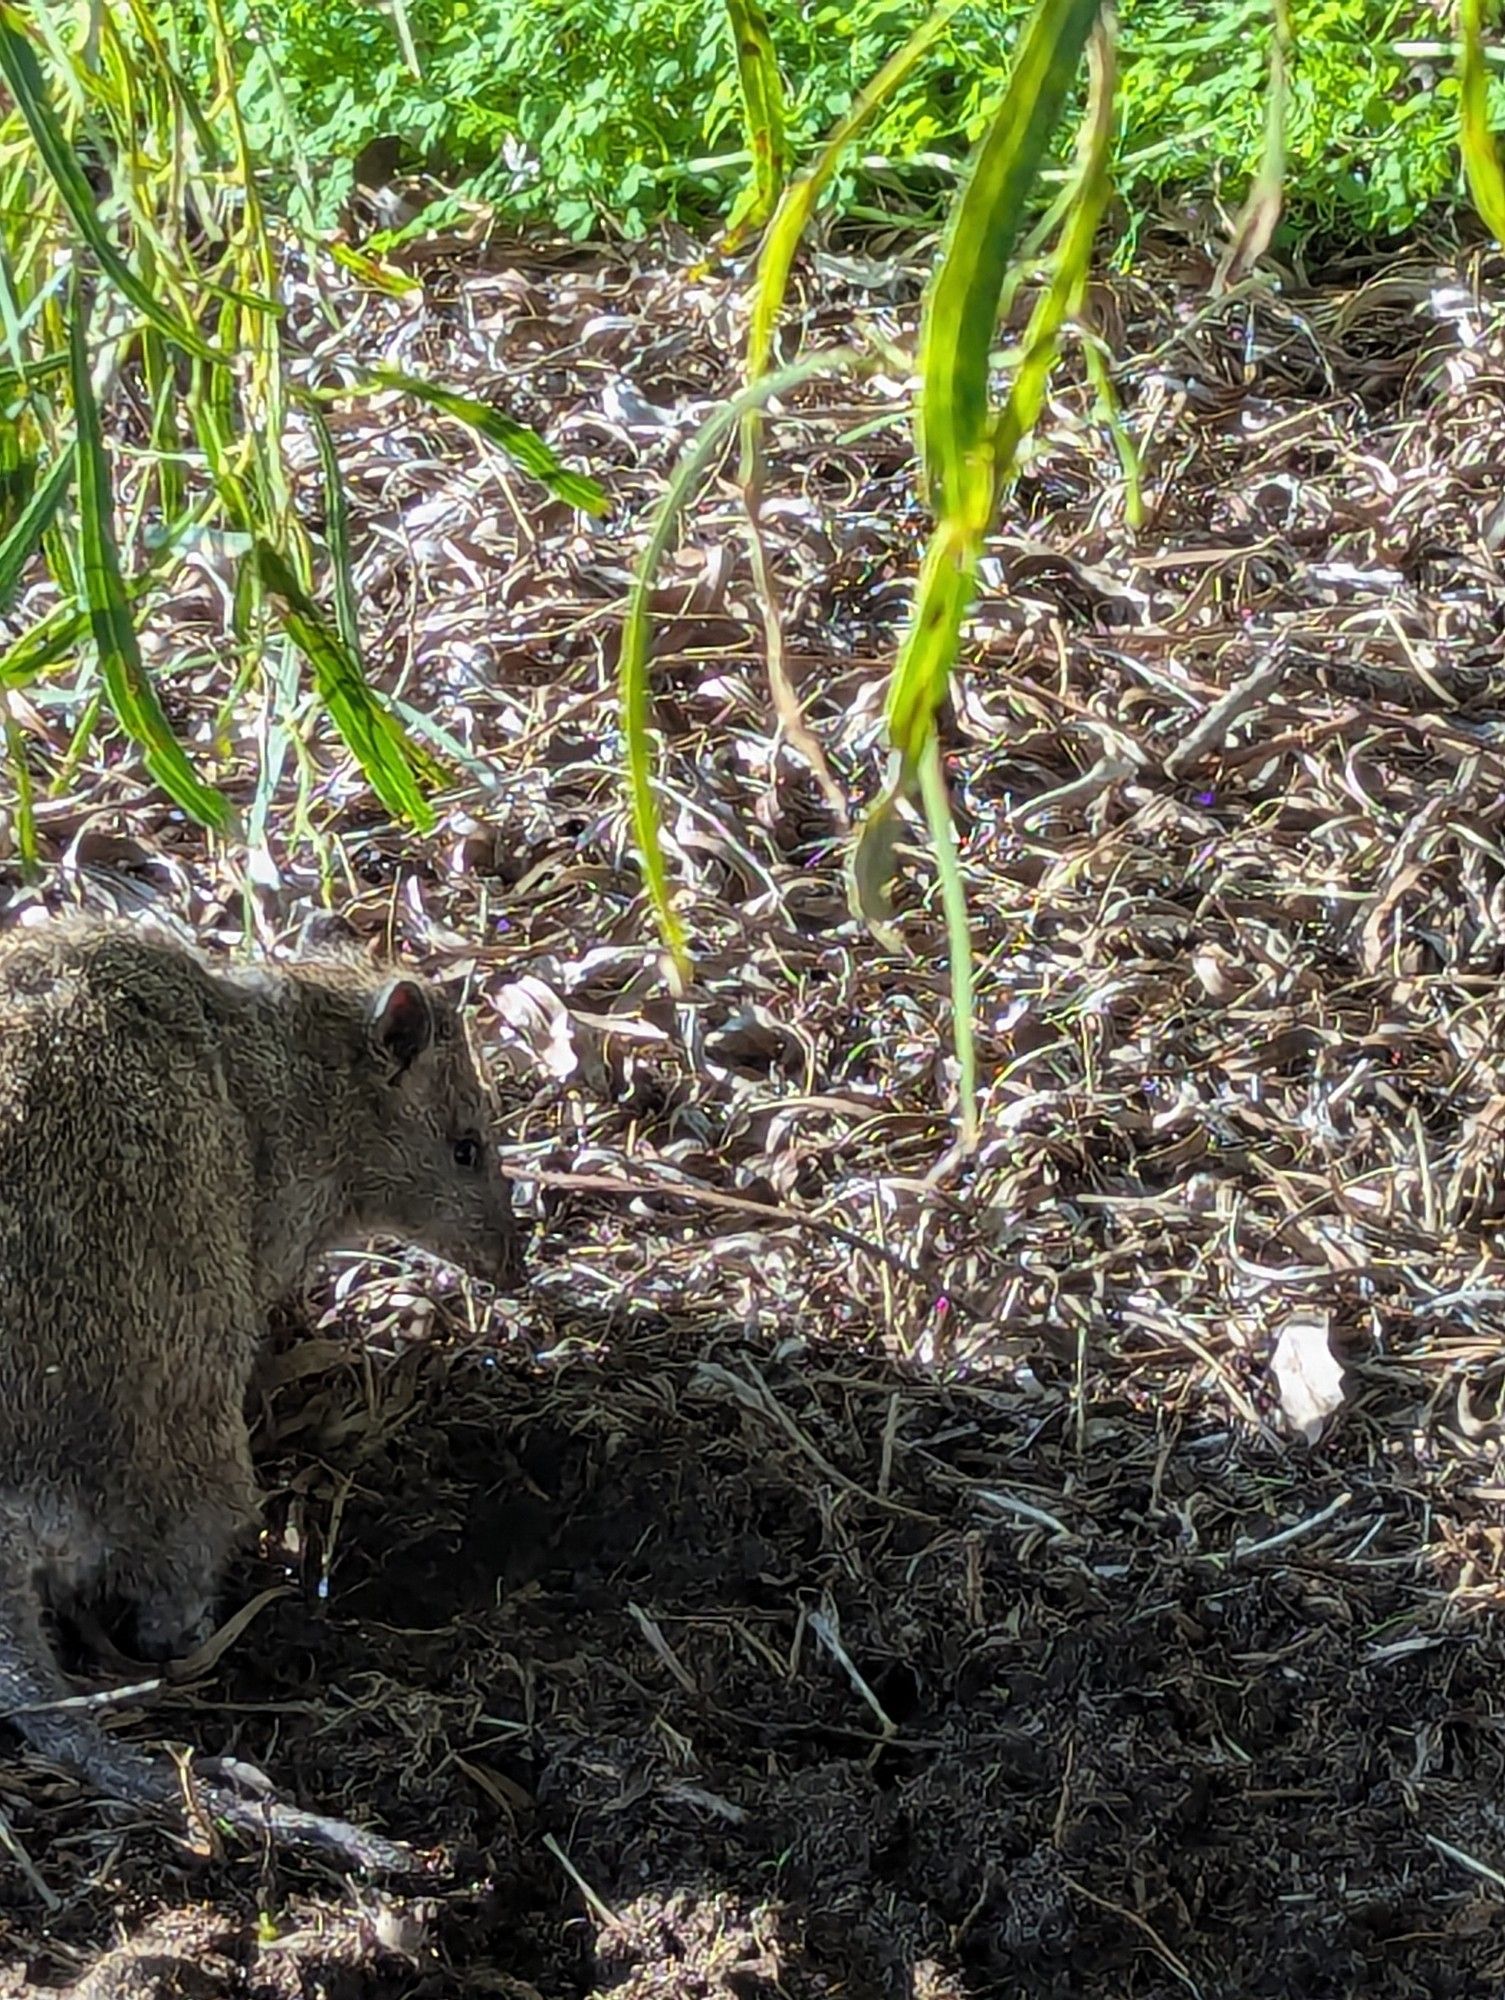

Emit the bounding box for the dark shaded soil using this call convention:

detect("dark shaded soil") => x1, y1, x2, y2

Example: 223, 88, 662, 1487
3, 1302, 1505, 2000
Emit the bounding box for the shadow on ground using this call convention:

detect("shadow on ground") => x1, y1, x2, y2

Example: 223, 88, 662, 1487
4, 1295, 1504, 2000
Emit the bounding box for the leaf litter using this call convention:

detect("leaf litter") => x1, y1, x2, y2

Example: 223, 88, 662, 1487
7, 230, 1505, 1995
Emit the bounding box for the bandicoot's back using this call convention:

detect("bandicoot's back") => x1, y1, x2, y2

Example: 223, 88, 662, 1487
0, 922, 258, 1513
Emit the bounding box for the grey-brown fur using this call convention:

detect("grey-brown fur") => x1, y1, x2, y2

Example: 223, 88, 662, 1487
0, 912, 524, 1867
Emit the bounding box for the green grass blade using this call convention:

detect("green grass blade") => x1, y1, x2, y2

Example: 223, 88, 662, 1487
326, 242, 424, 299
624, 347, 869, 980
55, 687, 102, 794
192, 347, 256, 533
884, 4, 1110, 776
880, 3, 1109, 1120
1213, 0, 1289, 290
253, 540, 442, 832
0, 350, 67, 399
205, 0, 323, 242
735, 0, 969, 827
141, 325, 186, 524
0, 418, 33, 537
153, 40, 227, 175
0, 5, 223, 366
850, 523, 976, 922
746, 0, 968, 389
859, 7, 1112, 1145
988, 20, 1116, 512
0, 600, 93, 686
355, 369, 609, 516
1081, 331, 1141, 529
2, 694, 37, 876
305, 401, 362, 665
1461, 0, 1505, 242
0, 441, 72, 614
69, 298, 234, 831
916, 733, 976, 1150
719, 0, 788, 245
918, 0, 1100, 524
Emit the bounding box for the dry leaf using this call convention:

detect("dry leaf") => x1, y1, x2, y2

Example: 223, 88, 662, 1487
1270, 1312, 1345, 1444
491, 976, 579, 1079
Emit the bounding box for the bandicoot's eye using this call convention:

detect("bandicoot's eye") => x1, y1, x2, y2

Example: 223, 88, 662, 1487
453, 1133, 484, 1171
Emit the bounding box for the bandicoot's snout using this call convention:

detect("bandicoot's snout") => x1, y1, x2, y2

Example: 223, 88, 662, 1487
429, 1182, 527, 1293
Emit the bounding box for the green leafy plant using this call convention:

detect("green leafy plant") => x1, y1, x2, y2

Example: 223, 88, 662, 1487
715, 0, 789, 251
224, 0, 1470, 253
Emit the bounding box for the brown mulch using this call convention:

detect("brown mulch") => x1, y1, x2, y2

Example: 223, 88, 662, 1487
6, 223, 1505, 1995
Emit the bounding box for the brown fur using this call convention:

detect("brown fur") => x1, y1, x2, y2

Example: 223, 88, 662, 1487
0, 912, 523, 1866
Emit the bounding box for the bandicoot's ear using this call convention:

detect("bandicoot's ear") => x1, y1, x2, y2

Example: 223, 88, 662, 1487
297, 909, 370, 962
369, 977, 434, 1075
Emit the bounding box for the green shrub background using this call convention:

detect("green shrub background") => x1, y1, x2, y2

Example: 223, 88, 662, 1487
219, 0, 1463, 252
